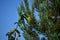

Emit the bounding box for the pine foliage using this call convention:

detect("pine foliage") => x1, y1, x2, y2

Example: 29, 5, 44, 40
6, 0, 60, 40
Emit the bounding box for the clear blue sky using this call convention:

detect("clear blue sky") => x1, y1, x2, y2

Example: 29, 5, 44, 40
0, 0, 24, 40
0, 0, 47, 40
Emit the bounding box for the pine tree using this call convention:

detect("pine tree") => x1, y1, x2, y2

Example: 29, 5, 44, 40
6, 0, 60, 40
